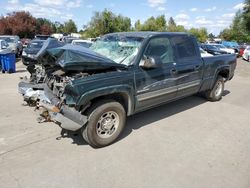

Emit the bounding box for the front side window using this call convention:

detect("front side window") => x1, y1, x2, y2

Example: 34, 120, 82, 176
143, 37, 174, 64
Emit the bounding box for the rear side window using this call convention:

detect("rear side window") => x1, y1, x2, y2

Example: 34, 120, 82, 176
171, 36, 197, 59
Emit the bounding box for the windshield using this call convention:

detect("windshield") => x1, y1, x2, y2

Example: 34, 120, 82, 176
206, 45, 218, 50
0, 37, 15, 43
90, 35, 143, 65
214, 44, 226, 49
28, 41, 44, 48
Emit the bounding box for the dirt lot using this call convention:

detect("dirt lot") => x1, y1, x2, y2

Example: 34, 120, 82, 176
0, 58, 250, 188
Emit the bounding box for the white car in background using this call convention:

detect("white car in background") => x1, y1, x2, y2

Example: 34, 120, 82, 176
210, 44, 235, 54
0, 39, 12, 54
0, 35, 23, 56
200, 48, 213, 57
71, 39, 93, 48
242, 46, 250, 61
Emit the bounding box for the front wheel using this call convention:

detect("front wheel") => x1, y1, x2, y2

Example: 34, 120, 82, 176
204, 76, 224, 101
82, 100, 126, 148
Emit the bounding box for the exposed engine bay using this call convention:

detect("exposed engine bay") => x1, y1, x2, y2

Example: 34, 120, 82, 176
18, 40, 132, 129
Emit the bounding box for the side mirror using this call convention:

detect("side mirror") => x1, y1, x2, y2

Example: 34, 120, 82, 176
140, 56, 163, 69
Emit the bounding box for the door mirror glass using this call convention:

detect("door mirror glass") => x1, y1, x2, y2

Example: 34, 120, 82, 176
140, 56, 163, 69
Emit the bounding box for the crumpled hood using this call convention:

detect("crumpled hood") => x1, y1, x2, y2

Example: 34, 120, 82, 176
35, 38, 64, 61
42, 44, 127, 71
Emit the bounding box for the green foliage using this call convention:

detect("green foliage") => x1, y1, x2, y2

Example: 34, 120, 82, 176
208, 33, 215, 39
54, 21, 64, 33
139, 15, 166, 31
219, 6, 250, 42
188, 27, 208, 42
63, 19, 77, 33
134, 20, 141, 31
84, 9, 131, 38
243, 0, 250, 32
167, 17, 177, 31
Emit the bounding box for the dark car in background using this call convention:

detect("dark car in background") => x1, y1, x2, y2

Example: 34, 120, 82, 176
22, 39, 44, 65
201, 44, 229, 55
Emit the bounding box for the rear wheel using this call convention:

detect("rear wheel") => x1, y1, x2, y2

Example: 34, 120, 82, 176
82, 100, 126, 148
204, 76, 224, 101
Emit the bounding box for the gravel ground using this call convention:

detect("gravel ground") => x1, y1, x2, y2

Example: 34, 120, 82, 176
0, 58, 250, 188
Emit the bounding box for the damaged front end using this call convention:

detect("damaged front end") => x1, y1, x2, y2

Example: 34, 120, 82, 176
36, 83, 88, 131
18, 44, 127, 131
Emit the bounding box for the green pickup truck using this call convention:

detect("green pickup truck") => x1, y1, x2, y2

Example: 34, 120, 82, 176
19, 32, 237, 148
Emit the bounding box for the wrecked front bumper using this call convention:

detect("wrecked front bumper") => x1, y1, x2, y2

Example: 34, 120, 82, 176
18, 81, 88, 131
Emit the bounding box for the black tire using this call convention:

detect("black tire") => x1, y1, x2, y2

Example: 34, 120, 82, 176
82, 100, 126, 148
204, 76, 224, 101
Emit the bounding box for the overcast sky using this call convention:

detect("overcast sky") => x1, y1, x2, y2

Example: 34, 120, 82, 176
0, 0, 246, 35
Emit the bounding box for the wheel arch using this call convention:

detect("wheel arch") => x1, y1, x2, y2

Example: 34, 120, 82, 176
77, 85, 134, 116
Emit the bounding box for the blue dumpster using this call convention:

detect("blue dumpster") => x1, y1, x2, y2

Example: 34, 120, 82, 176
1, 53, 16, 73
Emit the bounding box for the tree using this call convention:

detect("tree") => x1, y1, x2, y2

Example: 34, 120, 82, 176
140, 15, 166, 31
218, 0, 250, 42
54, 21, 64, 33
189, 27, 208, 42
114, 15, 131, 32
134, 20, 141, 31
0, 17, 11, 35
140, 16, 157, 31
243, 0, 250, 32
0, 11, 36, 38
36, 18, 53, 35
167, 17, 177, 31
63, 19, 77, 33
208, 33, 215, 40
219, 10, 249, 42
219, 28, 234, 41
84, 9, 131, 37
40, 24, 53, 35
166, 17, 186, 32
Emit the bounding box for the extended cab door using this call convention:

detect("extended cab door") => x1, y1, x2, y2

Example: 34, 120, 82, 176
134, 36, 178, 112
170, 35, 203, 97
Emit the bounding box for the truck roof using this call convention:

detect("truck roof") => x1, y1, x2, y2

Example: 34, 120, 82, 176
103, 31, 189, 39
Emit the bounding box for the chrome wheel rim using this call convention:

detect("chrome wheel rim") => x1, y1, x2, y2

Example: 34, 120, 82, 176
96, 111, 119, 138
214, 81, 223, 97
